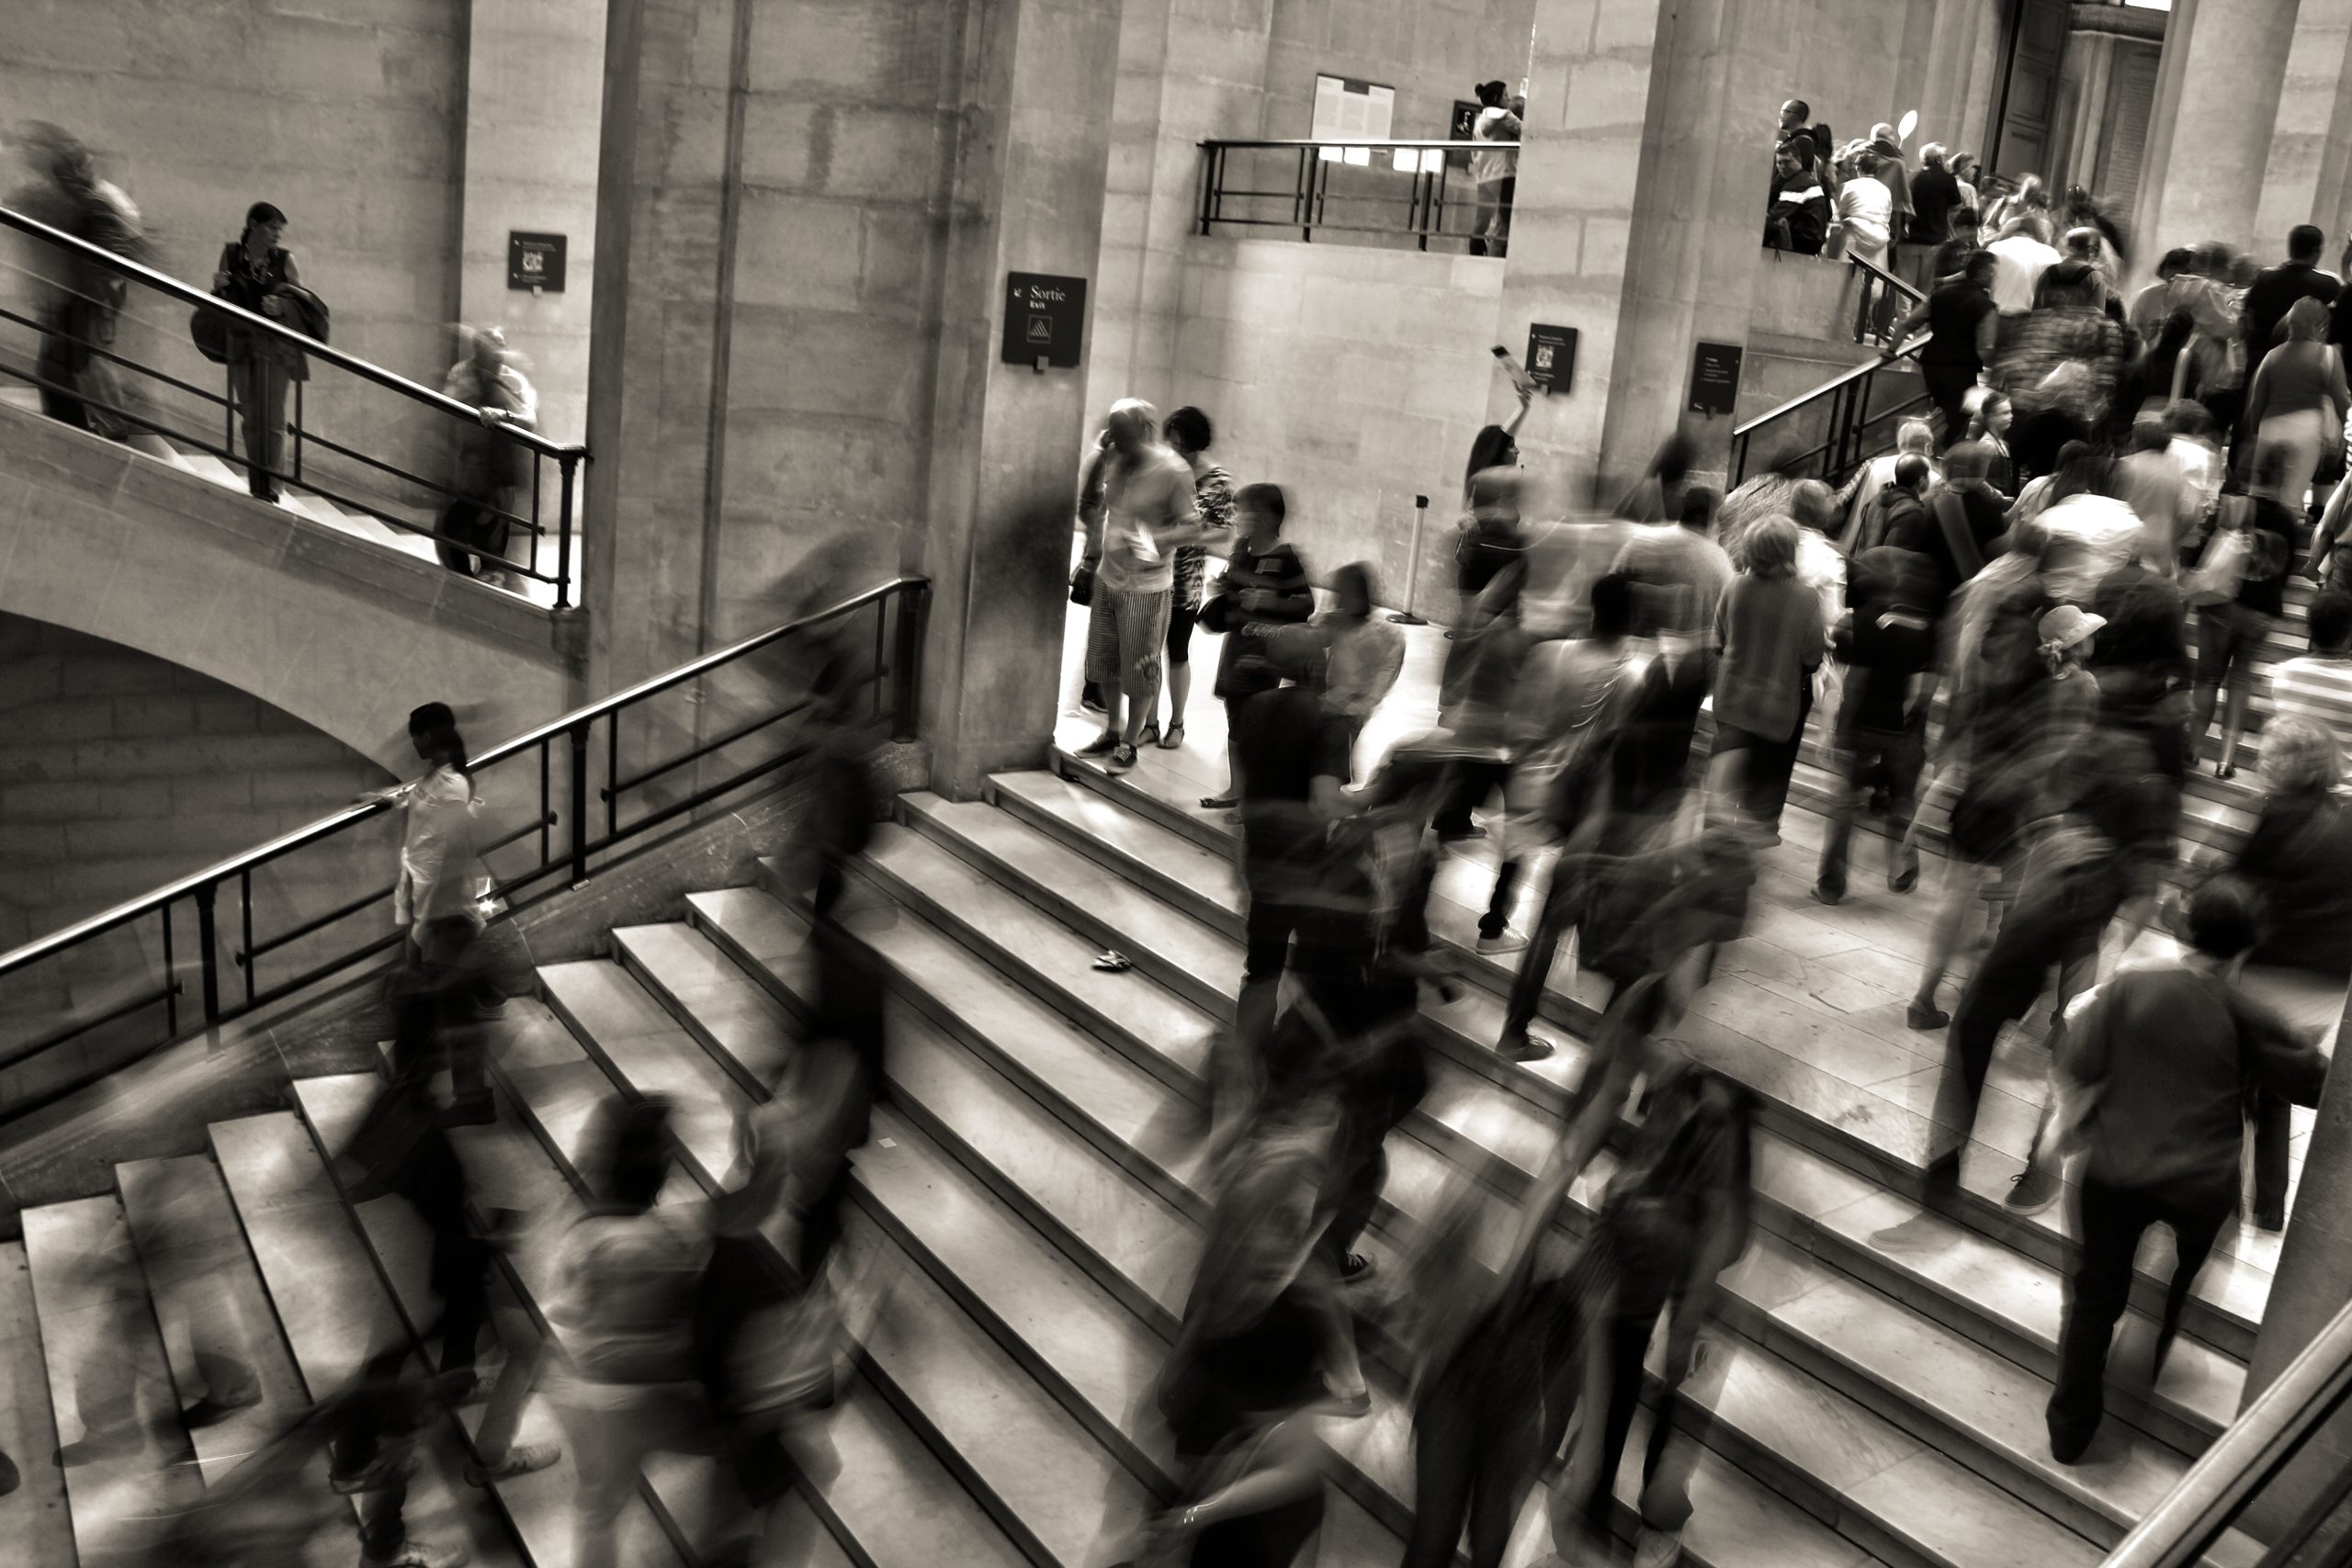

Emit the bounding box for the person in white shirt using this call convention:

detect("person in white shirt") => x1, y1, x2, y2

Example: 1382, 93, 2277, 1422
1832, 150, 1894, 265
1470, 80, 1521, 258
1985, 215, 2061, 315
1315, 563, 1406, 772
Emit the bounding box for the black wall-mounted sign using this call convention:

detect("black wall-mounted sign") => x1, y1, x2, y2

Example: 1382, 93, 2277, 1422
1526, 322, 1577, 394
1688, 340, 1744, 415
507, 231, 567, 293
1001, 271, 1088, 369
1448, 99, 1482, 167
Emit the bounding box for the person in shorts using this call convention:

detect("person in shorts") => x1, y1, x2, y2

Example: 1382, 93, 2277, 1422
1076, 400, 1213, 772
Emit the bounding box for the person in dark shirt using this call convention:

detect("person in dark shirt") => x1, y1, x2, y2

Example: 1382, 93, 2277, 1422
1905, 143, 1962, 291
1204, 483, 1313, 807
2189, 468, 2299, 778
2044, 876, 2329, 1463
1929, 206, 1981, 288
2242, 224, 2340, 379
1764, 135, 1830, 255
1886, 250, 1999, 446
1813, 547, 1936, 903
1231, 628, 1352, 1062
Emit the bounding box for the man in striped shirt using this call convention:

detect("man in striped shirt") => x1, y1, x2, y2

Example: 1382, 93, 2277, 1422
2271, 590, 2352, 770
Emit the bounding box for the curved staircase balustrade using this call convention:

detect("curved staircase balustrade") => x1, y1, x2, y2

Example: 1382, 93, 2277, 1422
1732, 250, 1934, 489
0, 575, 929, 1119
0, 205, 589, 605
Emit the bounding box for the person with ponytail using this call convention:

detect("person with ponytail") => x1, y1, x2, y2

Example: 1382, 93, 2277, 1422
374, 702, 514, 1124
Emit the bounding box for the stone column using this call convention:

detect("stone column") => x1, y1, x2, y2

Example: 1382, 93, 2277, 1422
1488, 0, 1672, 503
917, 0, 1123, 796
2238, 987, 2352, 1533
2135, 0, 2300, 265
2253, 0, 2352, 257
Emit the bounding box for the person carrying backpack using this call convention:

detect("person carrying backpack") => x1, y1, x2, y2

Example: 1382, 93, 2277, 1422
1550, 1057, 1756, 1568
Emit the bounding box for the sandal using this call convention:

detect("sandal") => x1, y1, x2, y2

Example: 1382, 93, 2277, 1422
1091, 951, 1133, 973
1157, 721, 1185, 750
1137, 718, 1160, 746
1200, 794, 1238, 809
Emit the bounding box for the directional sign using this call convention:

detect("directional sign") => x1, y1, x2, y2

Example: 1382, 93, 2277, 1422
1001, 271, 1088, 368
1689, 340, 1744, 416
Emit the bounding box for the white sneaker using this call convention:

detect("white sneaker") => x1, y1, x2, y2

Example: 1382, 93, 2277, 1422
1476, 931, 1528, 956
1634, 1529, 1684, 1568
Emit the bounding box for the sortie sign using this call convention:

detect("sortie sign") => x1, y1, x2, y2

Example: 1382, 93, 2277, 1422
1001, 272, 1088, 369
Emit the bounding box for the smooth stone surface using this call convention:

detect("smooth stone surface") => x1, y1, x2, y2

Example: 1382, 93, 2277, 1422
0, 1240, 74, 1568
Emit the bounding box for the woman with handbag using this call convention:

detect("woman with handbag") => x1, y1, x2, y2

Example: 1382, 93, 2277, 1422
210, 201, 306, 502
2239, 298, 2347, 525
2187, 461, 2298, 778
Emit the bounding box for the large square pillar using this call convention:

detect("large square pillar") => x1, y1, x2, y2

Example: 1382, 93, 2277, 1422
917, 0, 1122, 797
2136, 0, 2301, 264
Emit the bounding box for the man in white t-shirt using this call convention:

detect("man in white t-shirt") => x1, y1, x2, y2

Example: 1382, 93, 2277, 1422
1985, 215, 2061, 315
1076, 400, 1212, 772
1470, 80, 1521, 258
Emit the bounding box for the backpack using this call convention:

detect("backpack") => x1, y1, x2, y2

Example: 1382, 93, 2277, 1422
1596, 1066, 1754, 1310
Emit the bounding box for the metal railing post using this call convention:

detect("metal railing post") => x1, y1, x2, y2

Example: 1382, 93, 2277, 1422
1198, 144, 1216, 236
291, 379, 304, 482
892, 583, 925, 740
195, 882, 220, 1026
556, 456, 577, 610
568, 720, 592, 887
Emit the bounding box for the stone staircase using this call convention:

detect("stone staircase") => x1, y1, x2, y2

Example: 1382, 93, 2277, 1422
0, 728, 2290, 1567
0, 385, 567, 610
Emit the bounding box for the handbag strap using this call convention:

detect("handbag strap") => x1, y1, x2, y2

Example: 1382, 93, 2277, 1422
1933, 491, 1985, 580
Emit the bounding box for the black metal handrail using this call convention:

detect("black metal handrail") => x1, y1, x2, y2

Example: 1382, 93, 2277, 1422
0, 576, 929, 1111
1728, 253, 1938, 487
2098, 1295, 2352, 1566
1198, 137, 1521, 251
0, 204, 589, 606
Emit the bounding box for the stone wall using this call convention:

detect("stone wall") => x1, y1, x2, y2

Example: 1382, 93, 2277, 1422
0, 615, 393, 946
0, 400, 575, 776
458, 0, 607, 447
0, 0, 469, 489
1169, 238, 1506, 615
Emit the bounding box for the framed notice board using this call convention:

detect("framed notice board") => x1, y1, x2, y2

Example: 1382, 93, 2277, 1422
1001, 272, 1088, 368
1688, 341, 1744, 415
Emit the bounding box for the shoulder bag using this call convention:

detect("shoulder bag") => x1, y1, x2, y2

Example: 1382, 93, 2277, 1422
190, 242, 234, 365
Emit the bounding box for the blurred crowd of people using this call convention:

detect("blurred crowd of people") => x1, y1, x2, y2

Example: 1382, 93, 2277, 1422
1074, 181, 2352, 1550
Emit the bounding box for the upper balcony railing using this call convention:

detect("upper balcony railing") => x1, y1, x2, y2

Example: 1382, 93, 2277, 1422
0, 206, 589, 607
0, 575, 928, 1122
1197, 138, 1521, 251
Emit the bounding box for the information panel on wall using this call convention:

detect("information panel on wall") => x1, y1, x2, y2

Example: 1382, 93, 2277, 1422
507, 231, 567, 293
1000, 272, 1088, 369
1312, 74, 1395, 164
1688, 341, 1744, 416
1526, 323, 1577, 394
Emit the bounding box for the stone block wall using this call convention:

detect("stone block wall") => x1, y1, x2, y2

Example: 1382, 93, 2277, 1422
0, 0, 469, 495
0, 615, 394, 1059
1170, 238, 1506, 616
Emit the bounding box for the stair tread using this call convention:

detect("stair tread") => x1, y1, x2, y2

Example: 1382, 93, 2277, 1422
494, 996, 1057, 1568
285, 1072, 718, 1568
611, 920, 796, 1089
1005, 768, 2276, 1345
0, 1239, 77, 1568
116, 1155, 317, 1485
854, 811, 2227, 1543
538, 959, 749, 1179
206, 1111, 524, 1568
21, 1193, 205, 1562
709, 889, 2065, 1568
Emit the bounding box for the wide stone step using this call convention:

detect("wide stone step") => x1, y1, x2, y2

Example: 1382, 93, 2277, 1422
0, 1240, 74, 1568
206, 1111, 526, 1568
288, 1071, 694, 1568
831, 816, 2228, 1548
116, 1155, 317, 1488
1018, 761, 2276, 1360
689, 881, 2071, 1568
20, 1193, 205, 1564
537, 967, 1159, 1568
478, 1001, 1042, 1568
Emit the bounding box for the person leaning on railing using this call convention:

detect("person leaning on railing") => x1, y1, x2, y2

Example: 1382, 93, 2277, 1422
439, 325, 541, 591
210, 201, 308, 502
